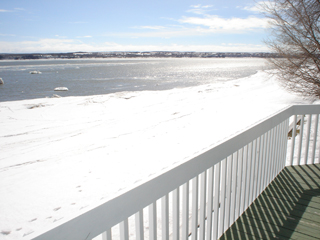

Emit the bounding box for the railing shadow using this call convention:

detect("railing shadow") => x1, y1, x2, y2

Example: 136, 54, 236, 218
219, 164, 320, 240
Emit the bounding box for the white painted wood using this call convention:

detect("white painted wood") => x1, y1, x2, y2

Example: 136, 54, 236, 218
224, 155, 233, 232
161, 195, 169, 240
285, 119, 290, 161
254, 136, 262, 199
191, 176, 198, 240
235, 148, 243, 219
199, 171, 207, 240
282, 119, 289, 168
240, 146, 247, 214
297, 115, 305, 164
135, 210, 144, 240
249, 140, 256, 204
311, 114, 319, 164
278, 122, 284, 172
304, 114, 312, 164
149, 202, 157, 240
259, 134, 268, 195
272, 125, 279, 179
120, 219, 129, 240
218, 158, 227, 238
290, 115, 297, 165
213, 162, 221, 240
244, 143, 252, 210
182, 182, 189, 240
30, 105, 320, 240
206, 166, 214, 240
229, 151, 238, 225
102, 229, 112, 240
264, 130, 272, 189
172, 188, 179, 240
269, 127, 276, 181
252, 138, 258, 201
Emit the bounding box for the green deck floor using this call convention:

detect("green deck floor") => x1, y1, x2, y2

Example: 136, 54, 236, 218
220, 164, 320, 240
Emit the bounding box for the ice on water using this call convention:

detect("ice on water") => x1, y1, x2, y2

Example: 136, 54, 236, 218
0, 69, 311, 239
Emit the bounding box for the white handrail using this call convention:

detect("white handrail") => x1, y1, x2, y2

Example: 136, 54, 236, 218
30, 105, 320, 240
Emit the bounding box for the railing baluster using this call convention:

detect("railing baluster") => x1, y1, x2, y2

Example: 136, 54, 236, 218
191, 176, 198, 240
135, 210, 144, 240
235, 148, 243, 219
259, 133, 266, 194
317, 117, 320, 164
304, 114, 312, 164
224, 155, 233, 232
290, 115, 297, 165
265, 130, 273, 187
252, 137, 260, 200
229, 151, 238, 225
270, 127, 277, 180
282, 119, 289, 168
213, 162, 221, 240
278, 121, 285, 172
173, 188, 179, 240
255, 136, 262, 198
311, 114, 319, 164
272, 125, 279, 179
120, 219, 129, 240
28, 105, 320, 240
245, 142, 252, 210
240, 145, 247, 214
161, 194, 169, 240
199, 171, 207, 240
249, 140, 256, 204
264, 131, 271, 189
102, 229, 112, 240
182, 182, 189, 240
149, 202, 157, 240
273, 124, 280, 175
206, 166, 214, 240
298, 115, 305, 165
218, 158, 227, 238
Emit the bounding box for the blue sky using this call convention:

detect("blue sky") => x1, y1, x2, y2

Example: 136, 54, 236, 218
0, 0, 270, 53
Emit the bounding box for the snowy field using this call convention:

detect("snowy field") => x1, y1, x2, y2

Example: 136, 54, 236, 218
0, 70, 311, 239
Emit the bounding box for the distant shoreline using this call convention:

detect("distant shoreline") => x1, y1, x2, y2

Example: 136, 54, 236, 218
0, 51, 279, 61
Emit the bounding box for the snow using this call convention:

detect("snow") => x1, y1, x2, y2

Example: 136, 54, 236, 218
0, 70, 310, 239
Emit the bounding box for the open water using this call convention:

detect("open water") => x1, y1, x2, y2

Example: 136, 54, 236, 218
0, 58, 271, 102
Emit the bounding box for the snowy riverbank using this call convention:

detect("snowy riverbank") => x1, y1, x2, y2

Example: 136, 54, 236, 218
0, 70, 310, 239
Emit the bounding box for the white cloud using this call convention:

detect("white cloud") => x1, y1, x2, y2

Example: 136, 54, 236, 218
0, 38, 269, 53
187, 4, 214, 15
179, 15, 269, 32
0, 9, 12, 12
242, 1, 275, 13
0, 33, 15, 37
55, 35, 68, 38
76, 35, 93, 38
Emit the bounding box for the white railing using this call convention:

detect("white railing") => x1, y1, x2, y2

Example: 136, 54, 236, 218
31, 105, 320, 240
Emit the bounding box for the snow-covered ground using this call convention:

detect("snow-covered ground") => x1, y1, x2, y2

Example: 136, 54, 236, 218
0, 70, 310, 239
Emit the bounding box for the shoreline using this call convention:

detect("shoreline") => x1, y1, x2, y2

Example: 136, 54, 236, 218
0, 71, 311, 239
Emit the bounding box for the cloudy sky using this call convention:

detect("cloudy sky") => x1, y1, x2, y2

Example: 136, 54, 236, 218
0, 0, 271, 53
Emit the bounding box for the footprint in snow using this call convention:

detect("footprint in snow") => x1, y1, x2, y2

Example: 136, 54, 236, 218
53, 207, 61, 211
29, 218, 37, 222
1, 230, 11, 235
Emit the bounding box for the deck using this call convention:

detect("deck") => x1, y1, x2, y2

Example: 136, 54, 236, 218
220, 164, 320, 240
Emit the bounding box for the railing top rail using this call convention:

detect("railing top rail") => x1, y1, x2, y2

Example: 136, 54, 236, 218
30, 104, 320, 240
